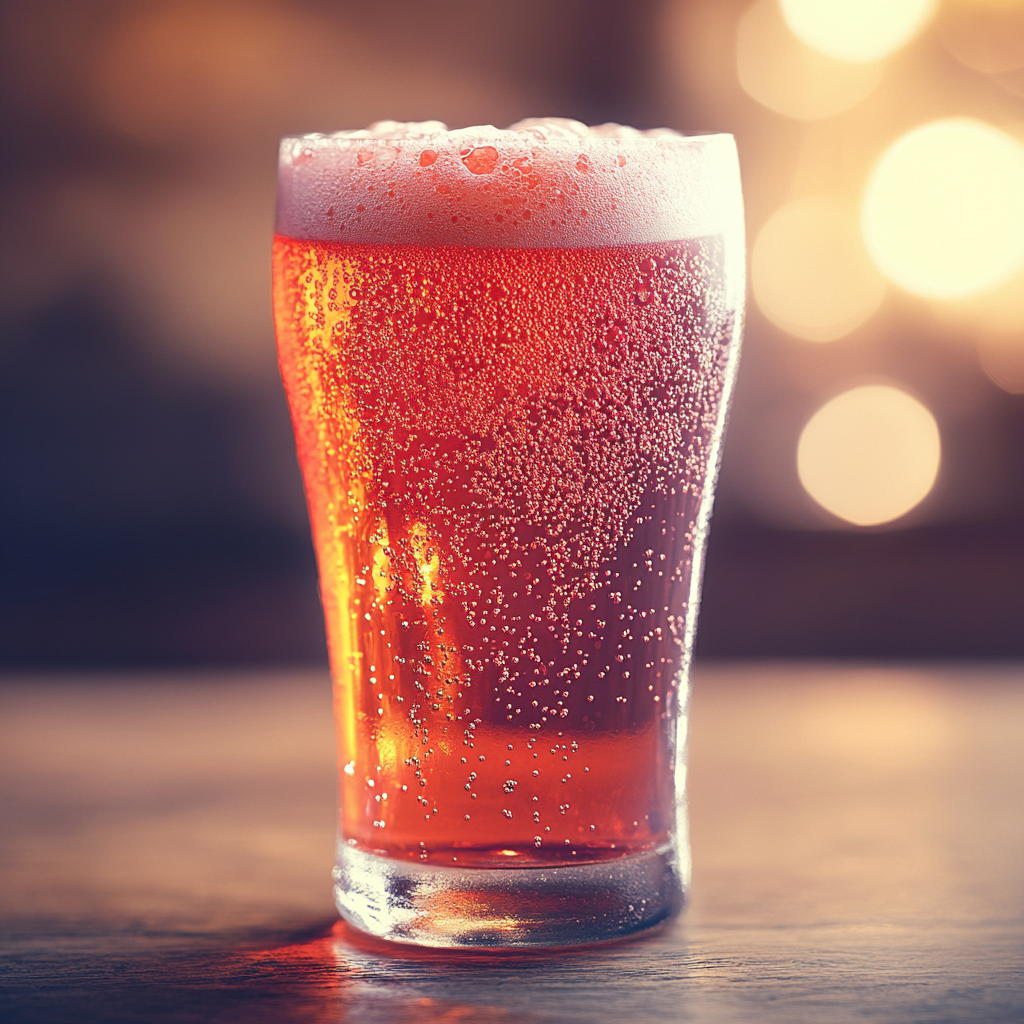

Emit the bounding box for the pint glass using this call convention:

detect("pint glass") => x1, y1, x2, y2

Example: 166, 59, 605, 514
272, 120, 744, 947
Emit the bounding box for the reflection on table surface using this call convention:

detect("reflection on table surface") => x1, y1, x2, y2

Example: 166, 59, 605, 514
2, 664, 1022, 1023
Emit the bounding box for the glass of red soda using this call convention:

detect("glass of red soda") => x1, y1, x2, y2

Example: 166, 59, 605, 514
272, 118, 744, 947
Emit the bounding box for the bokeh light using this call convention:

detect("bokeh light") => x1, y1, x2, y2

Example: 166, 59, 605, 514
90, 2, 304, 145
780, 0, 938, 64
937, 263, 1024, 341
862, 119, 1024, 299
736, 0, 882, 120
979, 338, 1024, 393
797, 386, 941, 526
752, 197, 886, 342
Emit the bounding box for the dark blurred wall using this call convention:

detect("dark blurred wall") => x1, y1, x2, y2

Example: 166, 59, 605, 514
1, 0, 1021, 666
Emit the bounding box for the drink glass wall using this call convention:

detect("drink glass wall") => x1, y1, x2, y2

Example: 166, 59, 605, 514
272, 121, 744, 948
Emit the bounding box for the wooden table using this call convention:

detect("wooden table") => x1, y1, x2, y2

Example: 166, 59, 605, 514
2, 664, 1021, 1023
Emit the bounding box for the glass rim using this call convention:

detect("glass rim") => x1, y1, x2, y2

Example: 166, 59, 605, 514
278, 128, 736, 149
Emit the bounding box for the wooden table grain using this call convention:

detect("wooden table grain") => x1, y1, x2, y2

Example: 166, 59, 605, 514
2, 664, 1022, 1023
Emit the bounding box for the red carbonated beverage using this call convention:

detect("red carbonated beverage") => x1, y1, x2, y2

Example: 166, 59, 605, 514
273, 119, 744, 946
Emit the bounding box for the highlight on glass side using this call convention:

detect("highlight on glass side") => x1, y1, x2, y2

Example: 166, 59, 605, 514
272, 118, 744, 946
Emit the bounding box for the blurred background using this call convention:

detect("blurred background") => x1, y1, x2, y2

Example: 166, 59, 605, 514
1, 0, 1021, 667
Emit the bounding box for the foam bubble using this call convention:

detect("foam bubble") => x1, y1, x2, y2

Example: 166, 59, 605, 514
326, 119, 683, 143
276, 119, 743, 255
332, 120, 451, 140
511, 118, 682, 141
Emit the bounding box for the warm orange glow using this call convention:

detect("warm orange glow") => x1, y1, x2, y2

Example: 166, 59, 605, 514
939, 0, 1024, 76
797, 386, 941, 526
780, 0, 937, 63
752, 198, 886, 342
796, 675, 951, 769
370, 521, 391, 605
736, 0, 882, 121
91, 3, 301, 143
862, 119, 1024, 299
409, 522, 443, 607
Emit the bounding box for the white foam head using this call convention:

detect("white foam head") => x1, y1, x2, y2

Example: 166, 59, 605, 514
276, 119, 743, 253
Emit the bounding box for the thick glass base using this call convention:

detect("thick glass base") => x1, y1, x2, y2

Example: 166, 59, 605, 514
333, 843, 685, 948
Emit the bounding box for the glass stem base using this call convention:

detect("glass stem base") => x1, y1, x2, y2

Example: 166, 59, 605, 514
333, 843, 685, 948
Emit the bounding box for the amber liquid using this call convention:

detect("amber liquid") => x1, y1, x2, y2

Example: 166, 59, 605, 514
273, 234, 733, 868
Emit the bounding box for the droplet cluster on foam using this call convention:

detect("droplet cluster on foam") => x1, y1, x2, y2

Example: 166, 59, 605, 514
276, 119, 743, 249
